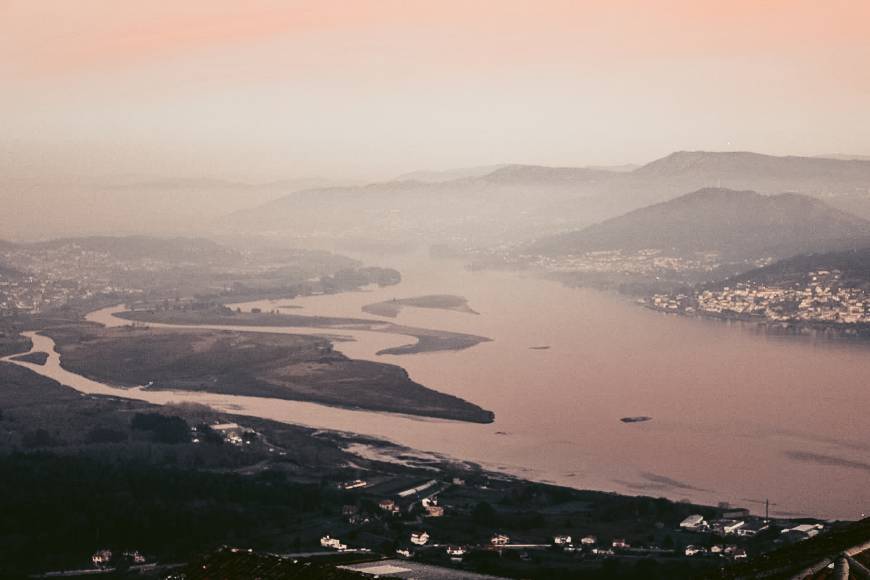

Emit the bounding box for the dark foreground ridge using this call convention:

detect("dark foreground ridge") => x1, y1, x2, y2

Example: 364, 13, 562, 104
0, 344, 860, 579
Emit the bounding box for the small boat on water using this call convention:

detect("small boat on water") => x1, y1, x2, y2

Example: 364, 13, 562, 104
620, 416, 652, 424
528, 345, 550, 350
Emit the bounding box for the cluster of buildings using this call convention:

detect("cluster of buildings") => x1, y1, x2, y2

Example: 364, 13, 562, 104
527, 249, 723, 276
553, 533, 693, 558
320, 535, 349, 551
2, 242, 186, 279
0, 273, 140, 315
651, 270, 870, 325
91, 549, 146, 569
684, 544, 747, 559
679, 512, 770, 538
190, 422, 257, 446
322, 475, 835, 576
0, 242, 163, 315
392, 528, 701, 563
678, 513, 826, 559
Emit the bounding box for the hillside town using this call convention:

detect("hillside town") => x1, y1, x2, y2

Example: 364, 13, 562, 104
0, 272, 141, 316
167, 468, 837, 579
0, 239, 399, 318
527, 249, 725, 277
466, 246, 732, 278
0, 241, 191, 315
649, 269, 870, 327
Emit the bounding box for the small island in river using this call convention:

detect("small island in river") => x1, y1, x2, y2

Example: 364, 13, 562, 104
43, 324, 495, 424
362, 294, 479, 318
117, 304, 492, 356
10, 351, 49, 365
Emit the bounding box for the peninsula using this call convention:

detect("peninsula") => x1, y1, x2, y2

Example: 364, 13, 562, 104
116, 304, 492, 356
44, 325, 495, 423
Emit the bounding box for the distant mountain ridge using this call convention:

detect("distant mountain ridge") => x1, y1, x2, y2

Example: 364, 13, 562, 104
221, 151, 870, 246
394, 164, 508, 183
635, 150, 870, 182
394, 162, 633, 184
530, 188, 870, 261
0, 175, 346, 241
480, 164, 616, 184
814, 153, 870, 162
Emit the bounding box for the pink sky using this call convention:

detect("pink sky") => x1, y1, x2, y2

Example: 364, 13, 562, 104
1, 1, 869, 179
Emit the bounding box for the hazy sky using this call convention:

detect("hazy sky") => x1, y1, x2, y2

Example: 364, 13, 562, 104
2, 0, 869, 181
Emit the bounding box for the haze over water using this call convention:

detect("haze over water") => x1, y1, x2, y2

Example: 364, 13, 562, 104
286, 255, 870, 521
25, 254, 870, 521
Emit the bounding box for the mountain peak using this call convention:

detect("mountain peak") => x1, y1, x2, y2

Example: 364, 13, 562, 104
483, 164, 614, 184
635, 151, 776, 176
634, 150, 870, 181
531, 187, 870, 260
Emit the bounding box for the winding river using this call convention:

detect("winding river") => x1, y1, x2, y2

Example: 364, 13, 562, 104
6, 256, 870, 521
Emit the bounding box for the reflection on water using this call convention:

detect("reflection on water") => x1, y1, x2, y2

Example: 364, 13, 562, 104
9, 256, 870, 520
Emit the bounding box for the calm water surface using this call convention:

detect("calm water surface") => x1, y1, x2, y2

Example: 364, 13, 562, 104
9, 256, 870, 520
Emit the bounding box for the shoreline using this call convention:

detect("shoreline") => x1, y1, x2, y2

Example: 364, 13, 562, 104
643, 303, 870, 343
14, 262, 867, 521
1, 301, 849, 522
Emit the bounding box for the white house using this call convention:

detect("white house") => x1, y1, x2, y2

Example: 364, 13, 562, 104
320, 535, 347, 550
411, 531, 430, 545
781, 523, 824, 542
491, 533, 510, 546
714, 519, 745, 535
92, 549, 112, 568
341, 479, 367, 490
679, 514, 706, 529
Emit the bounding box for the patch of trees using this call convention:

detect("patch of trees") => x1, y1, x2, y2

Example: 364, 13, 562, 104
86, 427, 128, 444
0, 453, 335, 576
321, 267, 401, 293
131, 412, 189, 444
22, 428, 56, 448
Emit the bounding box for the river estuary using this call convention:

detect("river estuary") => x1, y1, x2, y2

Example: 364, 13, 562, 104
5, 256, 870, 521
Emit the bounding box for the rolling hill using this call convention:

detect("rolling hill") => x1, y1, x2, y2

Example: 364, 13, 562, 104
30, 236, 242, 265
628, 151, 870, 209
0, 176, 347, 241
530, 188, 870, 261
394, 164, 508, 183
718, 246, 870, 290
